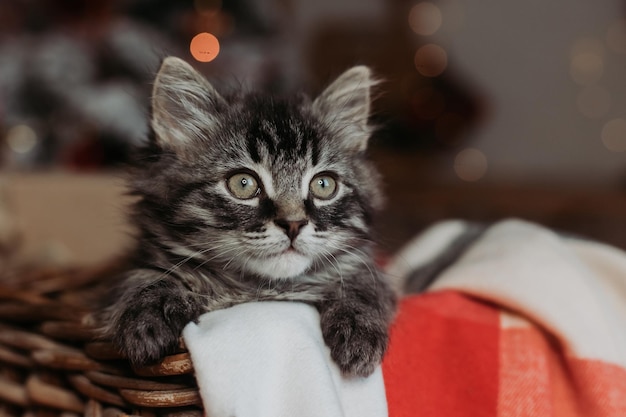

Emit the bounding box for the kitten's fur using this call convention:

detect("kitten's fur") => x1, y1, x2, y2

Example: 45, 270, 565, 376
100, 57, 396, 377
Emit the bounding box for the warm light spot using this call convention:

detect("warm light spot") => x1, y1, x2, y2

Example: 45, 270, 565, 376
409, 2, 443, 36
190, 33, 220, 62
577, 86, 611, 119
6, 125, 37, 154
414, 44, 447, 77
570, 38, 604, 85
570, 54, 603, 85
194, 0, 221, 14
601, 119, 626, 152
454, 148, 487, 182
607, 20, 626, 54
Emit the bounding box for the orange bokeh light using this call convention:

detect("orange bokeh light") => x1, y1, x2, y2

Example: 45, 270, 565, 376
190, 32, 220, 63
454, 148, 488, 182
414, 44, 447, 77
601, 119, 626, 152
408, 2, 442, 36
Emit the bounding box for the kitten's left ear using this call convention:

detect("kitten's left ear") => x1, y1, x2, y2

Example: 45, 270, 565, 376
151, 57, 226, 155
312, 66, 378, 152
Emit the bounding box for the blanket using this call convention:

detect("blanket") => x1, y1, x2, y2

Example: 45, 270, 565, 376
183, 219, 626, 416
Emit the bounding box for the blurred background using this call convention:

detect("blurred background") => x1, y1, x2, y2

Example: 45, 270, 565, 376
1, 0, 626, 266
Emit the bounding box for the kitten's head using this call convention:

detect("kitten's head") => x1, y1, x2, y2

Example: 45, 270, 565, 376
133, 57, 383, 279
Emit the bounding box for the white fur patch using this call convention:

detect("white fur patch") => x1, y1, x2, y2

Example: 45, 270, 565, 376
245, 251, 313, 279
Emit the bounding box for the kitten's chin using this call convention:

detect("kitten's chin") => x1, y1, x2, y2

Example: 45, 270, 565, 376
245, 251, 312, 279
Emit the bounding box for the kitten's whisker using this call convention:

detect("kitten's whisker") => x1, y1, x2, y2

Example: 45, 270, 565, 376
153, 240, 242, 286
222, 251, 240, 270
192, 244, 242, 271
319, 249, 345, 297
325, 243, 377, 284
319, 249, 343, 282
154, 246, 216, 284
183, 238, 234, 248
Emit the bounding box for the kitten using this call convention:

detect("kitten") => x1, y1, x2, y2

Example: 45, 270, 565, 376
100, 57, 397, 377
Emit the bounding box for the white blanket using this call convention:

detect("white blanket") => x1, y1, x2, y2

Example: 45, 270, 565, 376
183, 301, 388, 417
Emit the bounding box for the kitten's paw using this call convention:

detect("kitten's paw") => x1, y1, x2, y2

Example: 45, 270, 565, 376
115, 308, 180, 367
112, 291, 202, 367
321, 304, 388, 378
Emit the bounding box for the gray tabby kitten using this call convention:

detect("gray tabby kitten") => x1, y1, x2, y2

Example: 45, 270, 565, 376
101, 57, 396, 377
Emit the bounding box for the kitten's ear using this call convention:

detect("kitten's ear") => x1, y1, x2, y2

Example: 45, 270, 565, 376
312, 66, 377, 152
151, 57, 226, 154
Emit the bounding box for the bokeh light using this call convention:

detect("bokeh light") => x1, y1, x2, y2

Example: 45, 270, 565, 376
607, 19, 626, 54
454, 148, 488, 182
190, 32, 220, 62
576, 86, 611, 119
6, 125, 37, 154
409, 2, 443, 36
601, 118, 626, 152
569, 38, 604, 85
570, 54, 604, 85
414, 44, 448, 77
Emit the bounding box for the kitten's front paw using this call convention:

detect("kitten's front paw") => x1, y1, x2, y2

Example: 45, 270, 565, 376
321, 304, 388, 378
112, 291, 202, 367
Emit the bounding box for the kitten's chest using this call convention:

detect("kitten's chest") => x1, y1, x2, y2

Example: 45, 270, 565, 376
198, 270, 337, 312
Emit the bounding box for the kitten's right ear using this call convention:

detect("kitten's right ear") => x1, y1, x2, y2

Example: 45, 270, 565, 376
151, 57, 226, 154
312, 66, 378, 153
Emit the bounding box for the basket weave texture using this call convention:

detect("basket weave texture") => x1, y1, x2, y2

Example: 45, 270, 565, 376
0, 263, 202, 417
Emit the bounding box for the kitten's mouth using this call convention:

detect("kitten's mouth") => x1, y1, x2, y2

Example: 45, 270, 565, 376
259, 246, 305, 259
270, 244, 309, 260
275, 248, 304, 258
280, 247, 303, 257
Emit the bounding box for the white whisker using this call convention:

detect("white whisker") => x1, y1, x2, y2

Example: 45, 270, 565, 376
325, 242, 377, 284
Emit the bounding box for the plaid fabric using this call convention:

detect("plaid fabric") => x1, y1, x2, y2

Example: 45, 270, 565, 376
383, 220, 626, 417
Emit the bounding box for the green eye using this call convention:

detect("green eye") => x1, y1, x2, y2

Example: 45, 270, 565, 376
227, 172, 260, 199
309, 174, 338, 200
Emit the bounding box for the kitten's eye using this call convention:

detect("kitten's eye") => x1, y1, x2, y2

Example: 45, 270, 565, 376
309, 174, 338, 200
227, 172, 260, 199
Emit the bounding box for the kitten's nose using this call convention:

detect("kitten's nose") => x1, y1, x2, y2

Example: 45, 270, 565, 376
275, 219, 308, 241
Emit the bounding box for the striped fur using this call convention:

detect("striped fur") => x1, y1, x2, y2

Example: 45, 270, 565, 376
100, 57, 396, 377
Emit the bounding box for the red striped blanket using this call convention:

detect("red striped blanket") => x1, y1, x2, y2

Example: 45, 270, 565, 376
384, 219, 626, 417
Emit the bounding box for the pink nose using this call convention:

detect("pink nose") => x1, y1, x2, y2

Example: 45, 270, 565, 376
275, 219, 308, 241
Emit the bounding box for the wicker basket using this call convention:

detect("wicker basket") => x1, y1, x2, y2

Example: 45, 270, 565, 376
0, 262, 202, 417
